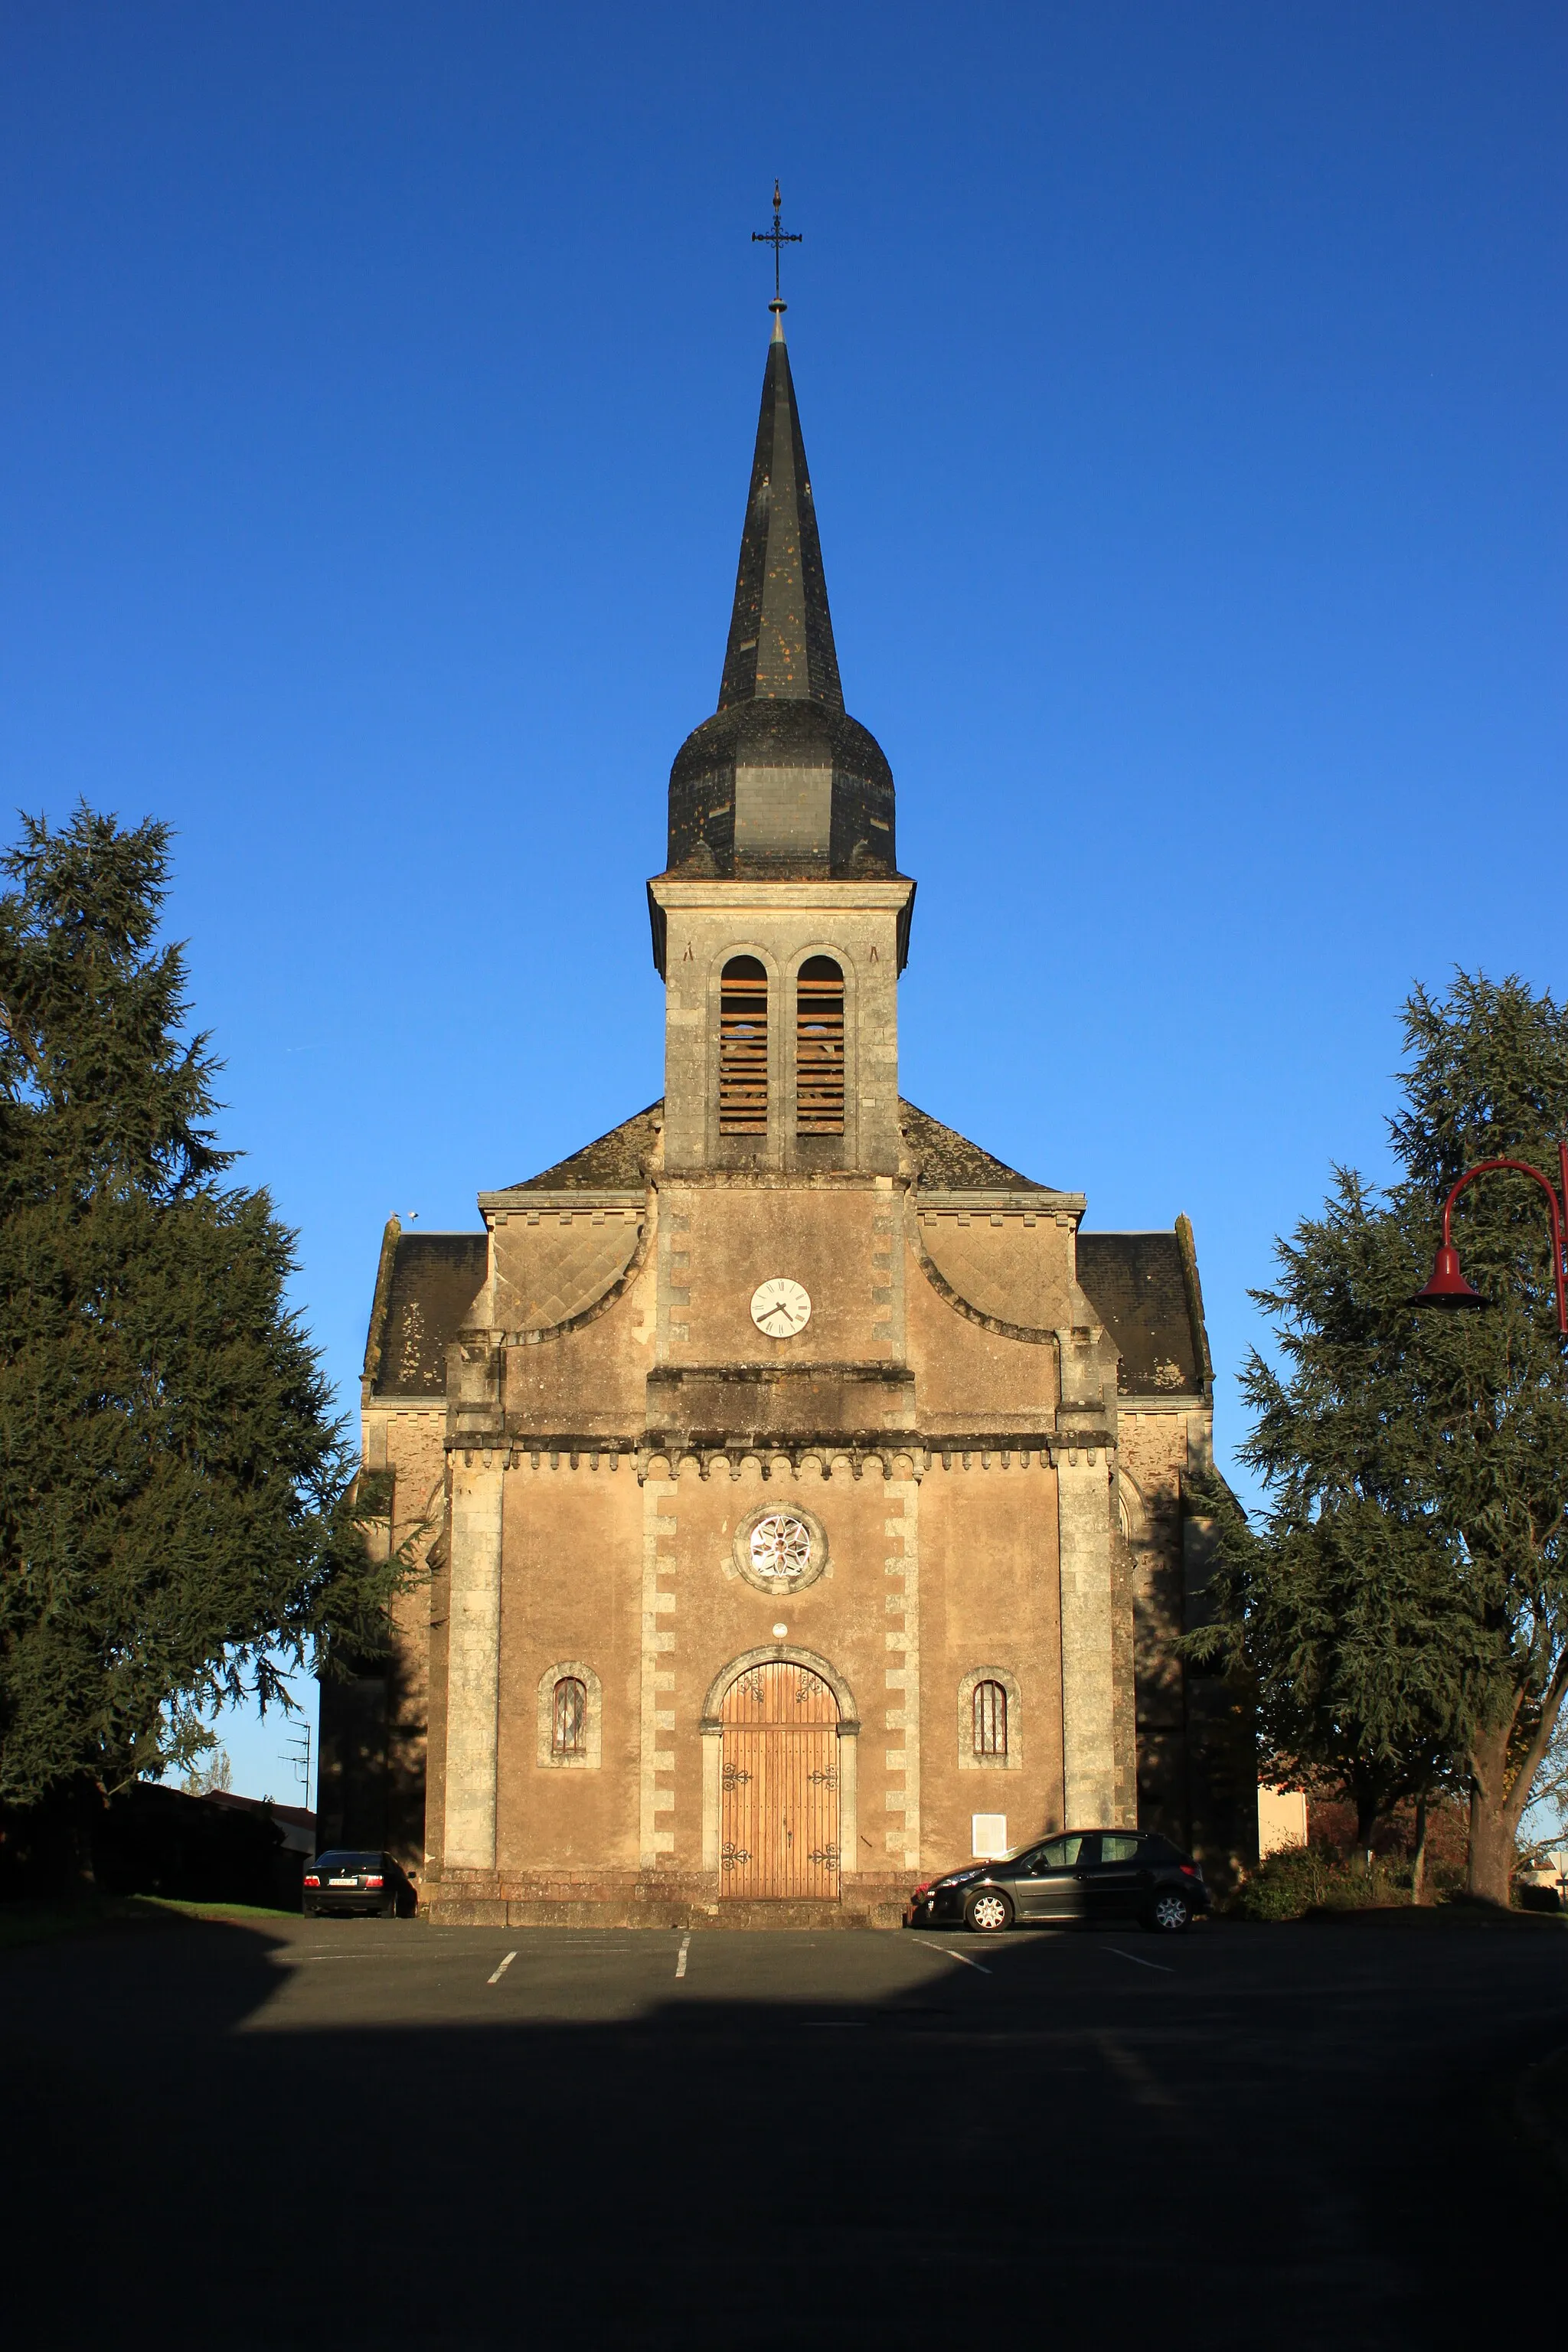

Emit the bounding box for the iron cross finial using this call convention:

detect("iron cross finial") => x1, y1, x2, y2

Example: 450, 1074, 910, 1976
752, 178, 802, 306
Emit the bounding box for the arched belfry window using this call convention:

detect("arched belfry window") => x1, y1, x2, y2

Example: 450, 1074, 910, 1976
719, 957, 769, 1135
795, 957, 844, 1135
972, 1680, 1008, 1759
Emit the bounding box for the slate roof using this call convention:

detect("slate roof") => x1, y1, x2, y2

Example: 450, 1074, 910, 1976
897, 1100, 1047, 1192
1076, 1230, 1210, 1398
498, 1097, 1047, 1197
719, 317, 843, 714
364, 1230, 488, 1398
503, 1103, 664, 1193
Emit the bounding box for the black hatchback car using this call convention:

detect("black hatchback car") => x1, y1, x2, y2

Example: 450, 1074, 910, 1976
302, 1851, 414, 1919
907, 1830, 1208, 1935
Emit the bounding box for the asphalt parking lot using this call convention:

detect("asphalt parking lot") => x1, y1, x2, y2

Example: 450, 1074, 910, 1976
2, 1911, 1563, 2349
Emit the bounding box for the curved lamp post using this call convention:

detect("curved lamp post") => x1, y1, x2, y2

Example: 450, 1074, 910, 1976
1408, 1141, 1568, 1336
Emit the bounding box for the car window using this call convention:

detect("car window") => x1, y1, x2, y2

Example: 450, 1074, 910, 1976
1035, 1834, 1093, 1868
1099, 1834, 1142, 1864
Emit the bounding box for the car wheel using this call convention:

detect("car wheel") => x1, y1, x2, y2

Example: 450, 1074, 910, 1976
965, 1888, 1013, 1934
1146, 1892, 1191, 1934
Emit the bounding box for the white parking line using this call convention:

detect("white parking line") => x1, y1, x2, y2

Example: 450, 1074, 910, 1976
675, 1934, 691, 1978
290, 1953, 409, 1964
486, 1950, 517, 1984
942, 1947, 992, 1975
1106, 1944, 1173, 1973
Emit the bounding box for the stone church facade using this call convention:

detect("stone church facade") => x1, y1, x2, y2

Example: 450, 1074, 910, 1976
320, 302, 1254, 1924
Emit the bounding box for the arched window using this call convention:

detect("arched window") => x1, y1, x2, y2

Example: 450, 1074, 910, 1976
552, 1677, 588, 1756
795, 956, 844, 1135
719, 957, 769, 1135
537, 1661, 601, 1769
972, 1680, 1008, 1759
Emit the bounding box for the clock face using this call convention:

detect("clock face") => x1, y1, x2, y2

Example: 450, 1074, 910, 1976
750, 1276, 812, 1338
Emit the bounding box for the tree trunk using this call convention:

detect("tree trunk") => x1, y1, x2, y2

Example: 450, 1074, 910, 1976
1467, 1720, 1518, 1906
1410, 1792, 1429, 1906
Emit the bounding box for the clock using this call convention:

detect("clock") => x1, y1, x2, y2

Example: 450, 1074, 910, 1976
750, 1276, 812, 1338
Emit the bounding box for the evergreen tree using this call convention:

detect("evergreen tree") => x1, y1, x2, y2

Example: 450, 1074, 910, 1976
1196, 975, 1568, 1903
1391, 974, 1568, 1899
0, 805, 401, 1852
1186, 1196, 1472, 1888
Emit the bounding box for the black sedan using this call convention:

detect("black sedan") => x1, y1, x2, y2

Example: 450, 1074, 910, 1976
906, 1830, 1209, 1935
302, 1851, 414, 1919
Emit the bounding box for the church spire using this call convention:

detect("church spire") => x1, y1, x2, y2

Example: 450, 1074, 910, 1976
717, 313, 844, 713
661, 208, 897, 885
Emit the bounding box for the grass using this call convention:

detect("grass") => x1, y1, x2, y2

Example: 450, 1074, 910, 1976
0, 1891, 298, 1952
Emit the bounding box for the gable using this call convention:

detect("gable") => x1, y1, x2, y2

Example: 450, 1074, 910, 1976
503, 1103, 663, 1192
496, 1094, 1050, 1200
897, 1099, 1048, 1192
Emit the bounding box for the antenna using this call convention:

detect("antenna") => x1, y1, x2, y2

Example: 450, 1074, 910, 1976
283, 1720, 313, 1811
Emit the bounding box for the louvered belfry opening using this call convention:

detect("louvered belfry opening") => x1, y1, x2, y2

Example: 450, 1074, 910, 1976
795, 956, 844, 1135
719, 956, 769, 1135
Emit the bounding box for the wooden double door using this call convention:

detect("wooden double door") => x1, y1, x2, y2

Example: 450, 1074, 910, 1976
720, 1664, 841, 1900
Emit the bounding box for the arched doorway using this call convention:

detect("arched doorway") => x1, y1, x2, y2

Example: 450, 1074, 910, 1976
720, 1662, 841, 1900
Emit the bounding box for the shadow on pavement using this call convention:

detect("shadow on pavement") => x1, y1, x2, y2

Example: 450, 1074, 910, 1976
0, 1912, 1558, 2350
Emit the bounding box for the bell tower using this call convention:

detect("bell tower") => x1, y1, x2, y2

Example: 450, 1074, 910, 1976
648, 298, 914, 1177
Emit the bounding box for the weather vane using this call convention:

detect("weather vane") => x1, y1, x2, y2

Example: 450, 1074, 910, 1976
752, 178, 802, 305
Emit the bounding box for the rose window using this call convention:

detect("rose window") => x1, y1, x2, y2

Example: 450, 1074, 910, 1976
749, 1514, 812, 1580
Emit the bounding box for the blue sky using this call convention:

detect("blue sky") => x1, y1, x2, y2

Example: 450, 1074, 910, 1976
3, 4, 1563, 1803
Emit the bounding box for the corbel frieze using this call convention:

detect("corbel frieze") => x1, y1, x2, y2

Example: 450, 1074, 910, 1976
446, 1433, 1117, 1477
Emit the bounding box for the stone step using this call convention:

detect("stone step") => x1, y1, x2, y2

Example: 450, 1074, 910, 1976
425, 1893, 907, 1932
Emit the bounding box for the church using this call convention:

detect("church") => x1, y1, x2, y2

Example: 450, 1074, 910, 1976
319, 287, 1254, 1926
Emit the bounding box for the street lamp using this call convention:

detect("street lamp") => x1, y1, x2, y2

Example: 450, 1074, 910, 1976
1408, 1142, 1568, 1336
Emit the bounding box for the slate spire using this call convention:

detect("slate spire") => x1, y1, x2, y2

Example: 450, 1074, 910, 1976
717, 307, 844, 713
662, 306, 897, 883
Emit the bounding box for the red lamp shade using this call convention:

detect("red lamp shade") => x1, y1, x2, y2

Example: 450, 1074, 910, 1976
1409, 1243, 1488, 1311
